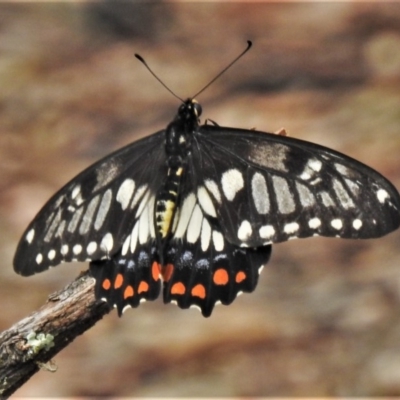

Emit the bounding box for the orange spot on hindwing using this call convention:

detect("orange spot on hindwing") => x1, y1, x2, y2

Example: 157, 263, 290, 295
162, 263, 174, 282
191, 284, 206, 299
102, 278, 111, 290
171, 282, 185, 295
114, 273, 124, 289
235, 271, 246, 283
138, 281, 149, 293
213, 269, 229, 285
152, 261, 161, 281
124, 285, 134, 299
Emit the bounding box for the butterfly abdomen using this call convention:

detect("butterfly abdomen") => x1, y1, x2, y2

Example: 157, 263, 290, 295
155, 164, 183, 239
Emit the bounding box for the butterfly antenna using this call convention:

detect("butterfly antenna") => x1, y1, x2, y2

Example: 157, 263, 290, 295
135, 53, 184, 103
192, 40, 252, 99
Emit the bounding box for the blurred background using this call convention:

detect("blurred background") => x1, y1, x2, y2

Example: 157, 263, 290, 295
1, 2, 400, 396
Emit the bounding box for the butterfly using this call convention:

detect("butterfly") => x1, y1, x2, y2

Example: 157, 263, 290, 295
13, 44, 400, 317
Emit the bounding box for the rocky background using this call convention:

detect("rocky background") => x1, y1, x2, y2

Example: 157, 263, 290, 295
1, 2, 400, 396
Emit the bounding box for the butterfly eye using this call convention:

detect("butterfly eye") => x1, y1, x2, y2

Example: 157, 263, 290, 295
192, 101, 202, 118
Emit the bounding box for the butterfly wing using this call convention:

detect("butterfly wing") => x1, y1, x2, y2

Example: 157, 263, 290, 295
14, 131, 167, 276
161, 155, 272, 317
191, 125, 400, 247
89, 190, 161, 316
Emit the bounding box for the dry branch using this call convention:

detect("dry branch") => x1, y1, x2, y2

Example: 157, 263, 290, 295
0, 271, 110, 398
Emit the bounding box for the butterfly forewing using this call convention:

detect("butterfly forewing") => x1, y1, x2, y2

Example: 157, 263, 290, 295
14, 131, 166, 276
193, 125, 400, 247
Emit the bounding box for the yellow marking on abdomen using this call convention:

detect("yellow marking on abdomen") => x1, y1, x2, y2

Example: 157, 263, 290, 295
156, 199, 177, 238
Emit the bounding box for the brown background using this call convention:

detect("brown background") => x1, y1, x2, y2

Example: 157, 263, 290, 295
1, 2, 400, 397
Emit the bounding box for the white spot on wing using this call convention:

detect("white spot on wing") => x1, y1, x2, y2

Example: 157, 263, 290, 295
73, 244, 83, 255
45, 209, 62, 241
26, 229, 35, 244
308, 158, 322, 172
344, 178, 360, 196
335, 163, 350, 176
94, 189, 112, 230
300, 172, 311, 181
79, 194, 100, 235
171, 206, 180, 234
174, 193, 196, 239
130, 184, 148, 209
55, 220, 67, 238
36, 253, 43, 264
100, 232, 114, 253
308, 217, 321, 229
331, 218, 343, 230
320, 191, 335, 207
353, 219, 362, 230
87, 241, 97, 255
204, 179, 222, 204
48, 249, 56, 260
93, 159, 121, 191
221, 169, 244, 201
251, 172, 270, 214
259, 225, 275, 240
71, 185, 81, 200
201, 218, 212, 251
138, 201, 150, 245
121, 235, 130, 256
130, 223, 139, 254
135, 190, 151, 218
212, 230, 224, 251
71, 184, 84, 206
296, 182, 315, 207
248, 142, 289, 172
238, 220, 252, 241
272, 176, 296, 214
284, 222, 299, 234
67, 207, 84, 234
332, 178, 355, 209
198, 186, 217, 217
377, 189, 389, 204
61, 244, 69, 256
116, 178, 135, 210
187, 205, 203, 243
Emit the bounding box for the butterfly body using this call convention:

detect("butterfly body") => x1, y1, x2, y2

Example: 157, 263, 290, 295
14, 98, 400, 317
155, 99, 198, 243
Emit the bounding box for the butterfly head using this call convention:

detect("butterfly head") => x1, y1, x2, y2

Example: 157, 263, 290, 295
178, 99, 202, 122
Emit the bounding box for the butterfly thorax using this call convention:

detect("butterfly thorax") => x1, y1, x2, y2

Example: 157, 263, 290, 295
155, 99, 200, 244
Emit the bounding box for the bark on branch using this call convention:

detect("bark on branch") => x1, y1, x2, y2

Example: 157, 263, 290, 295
0, 271, 110, 398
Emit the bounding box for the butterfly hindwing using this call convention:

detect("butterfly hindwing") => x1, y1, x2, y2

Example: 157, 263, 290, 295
14, 131, 166, 276
192, 125, 400, 247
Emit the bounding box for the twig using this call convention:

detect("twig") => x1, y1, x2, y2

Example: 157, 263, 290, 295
0, 270, 110, 398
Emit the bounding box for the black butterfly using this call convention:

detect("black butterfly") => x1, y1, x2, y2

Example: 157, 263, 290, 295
13, 47, 400, 317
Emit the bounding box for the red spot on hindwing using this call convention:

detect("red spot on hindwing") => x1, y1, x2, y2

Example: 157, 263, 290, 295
171, 282, 185, 295
124, 285, 134, 299
138, 281, 149, 293
191, 284, 206, 299
102, 278, 111, 290
152, 261, 161, 281
114, 273, 123, 289
162, 263, 174, 282
235, 271, 246, 283
213, 269, 229, 285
